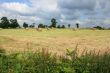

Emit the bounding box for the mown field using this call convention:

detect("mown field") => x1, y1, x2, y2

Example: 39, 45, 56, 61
0, 29, 110, 54
0, 29, 110, 73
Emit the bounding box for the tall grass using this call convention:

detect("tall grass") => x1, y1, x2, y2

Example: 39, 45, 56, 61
0, 47, 110, 73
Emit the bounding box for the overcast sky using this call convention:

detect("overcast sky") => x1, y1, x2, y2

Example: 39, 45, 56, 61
0, 0, 110, 27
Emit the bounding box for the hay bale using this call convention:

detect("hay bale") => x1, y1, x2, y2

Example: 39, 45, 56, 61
72, 28, 76, 31
47, 28, 50, 30
90, 28, 97, 31
25, 28, 29, 31
36, 28, 42, 32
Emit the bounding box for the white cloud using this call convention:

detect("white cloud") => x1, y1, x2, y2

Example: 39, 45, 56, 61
0, 0, 110, 27
29, 0, 58, 11
0, 2, 33, 14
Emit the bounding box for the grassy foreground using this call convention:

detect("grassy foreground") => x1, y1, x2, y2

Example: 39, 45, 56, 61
0, 47, 110, 73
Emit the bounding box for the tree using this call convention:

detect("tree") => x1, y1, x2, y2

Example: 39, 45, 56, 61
44, 25, 48, 28
29, 23, 35, 28
76, 23, 79, 29
68, 24, 71, 28
29, 25, 35, 28
0, 23, 1, 28
38, 23, 45, 28
50, 18, 57, 28
61, 25, 65, 28
0, 17, 10, 28
93, 26, 105, 30
10, 19, 20, 28
23, 22, 28, 28
57, 25, 61, 28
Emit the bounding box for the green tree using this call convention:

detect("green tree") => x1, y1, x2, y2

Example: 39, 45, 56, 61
93, 26, 105, 30
10, 19, 20, 28
76, 23, 79, 29
0, 17, 10, 28
0, 23, 1, 28
57, 25, 61, 28
23, 22, 28, 28
50, 18, 57, 28
61, 25, 65, 28
29, 23, 35, 28
38, 23, 45, 28
29, 25, 35, 28
44, 25, 48, 28
68, 24, 71, 28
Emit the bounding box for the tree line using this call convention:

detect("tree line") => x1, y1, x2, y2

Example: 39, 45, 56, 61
0, 17, 80, 29
0, 16, 80, 29
33, 18, 79, 29
0, 17, 36, 29
0, 17, 20, 28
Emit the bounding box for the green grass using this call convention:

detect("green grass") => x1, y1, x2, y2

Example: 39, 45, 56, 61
0, 48, 110, 73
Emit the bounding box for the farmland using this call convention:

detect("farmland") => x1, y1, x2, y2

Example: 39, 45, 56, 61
0, 29, 110, 73
0, 29, 110, 54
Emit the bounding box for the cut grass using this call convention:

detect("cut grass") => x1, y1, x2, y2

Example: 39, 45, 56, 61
0, 29, 110, 54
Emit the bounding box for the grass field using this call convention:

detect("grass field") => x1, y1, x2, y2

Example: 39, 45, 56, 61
0, 29, 110, 54
0, 29, 110, 73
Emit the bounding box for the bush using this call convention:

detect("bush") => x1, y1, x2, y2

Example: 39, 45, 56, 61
93, 26, 105, 30
0, 48, 110, 73
0, 48, 5, 54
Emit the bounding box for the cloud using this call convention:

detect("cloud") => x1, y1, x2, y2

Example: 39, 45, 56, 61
0, 0, 110, 27
58, 0, 96, 10
29, 0, 61, 19
29, 0, 58, 11
58, 0, 97, 19
0, 2, 32, 14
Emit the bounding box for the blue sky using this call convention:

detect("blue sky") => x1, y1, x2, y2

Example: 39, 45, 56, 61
0, 0, 110, 27
0, 0, 29, 3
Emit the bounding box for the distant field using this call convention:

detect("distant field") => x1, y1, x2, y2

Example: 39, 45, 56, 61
0, 29, 110, 55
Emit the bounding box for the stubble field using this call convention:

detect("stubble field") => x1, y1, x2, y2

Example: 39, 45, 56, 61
0, 29, 110, 55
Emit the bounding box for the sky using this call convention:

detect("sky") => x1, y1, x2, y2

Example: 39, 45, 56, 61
0, 0, 110, 27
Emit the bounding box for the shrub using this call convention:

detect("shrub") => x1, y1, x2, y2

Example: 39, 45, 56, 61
0, 48, 110, 73
93, 26, 105, 30
0, 48, 5, 54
